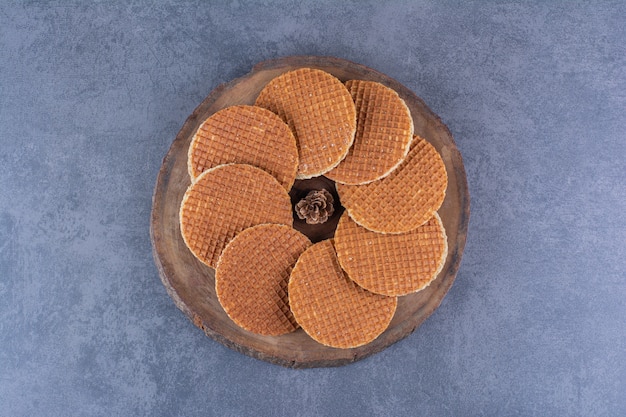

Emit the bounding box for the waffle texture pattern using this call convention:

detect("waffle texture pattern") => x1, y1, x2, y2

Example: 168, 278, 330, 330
335, 213, 448, 296
179, 164, 292, 268
325, 80, 414, 185
215, 224, 311, 336
255, 68, 356, 179
188, 105, 298, 190
288, 239, 397, 348
337, 135, 447, 233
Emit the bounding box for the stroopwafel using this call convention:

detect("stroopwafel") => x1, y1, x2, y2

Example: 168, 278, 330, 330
187, 105, 298, 190
179, 163, 292, 268
325, 80, 414, 185
334, 212, 448, 297
336, 135, 447, 234
288, 239, 397, 349
215, 224, 311, 336
255, 68, 356, 179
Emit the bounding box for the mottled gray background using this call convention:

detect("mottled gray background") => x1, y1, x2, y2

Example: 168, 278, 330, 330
1, 1, 624, 416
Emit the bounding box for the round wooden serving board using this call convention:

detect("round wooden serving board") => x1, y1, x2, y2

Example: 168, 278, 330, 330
150, 56, 470, 368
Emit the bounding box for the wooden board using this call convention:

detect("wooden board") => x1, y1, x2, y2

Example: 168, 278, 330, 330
150, 56, 470, 368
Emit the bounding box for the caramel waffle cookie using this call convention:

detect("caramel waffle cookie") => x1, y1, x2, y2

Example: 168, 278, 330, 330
179, 164, 292, 268
336, 135, 447, 234
325, 80, 414, 185
288, 239, 397, 349
255, 68, 356, 179
187, 105, 298, 191
215, 224, 311, 336
334, 212, 448, 297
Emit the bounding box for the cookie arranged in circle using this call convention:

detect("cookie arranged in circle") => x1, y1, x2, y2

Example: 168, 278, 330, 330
188, 105, 298, 191
325, 80, 414, 185
255, 68, 356, 179
336, 135, 448, 234
215, 224, 311, 336
288, 239, 397, 349
334, 212, 448, 297
179, 164, 292, 268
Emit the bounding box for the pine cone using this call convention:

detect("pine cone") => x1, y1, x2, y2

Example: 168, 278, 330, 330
295, 189, 335, 225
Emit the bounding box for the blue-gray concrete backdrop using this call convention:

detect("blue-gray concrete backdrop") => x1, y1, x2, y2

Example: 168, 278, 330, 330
1, 1, 624, 416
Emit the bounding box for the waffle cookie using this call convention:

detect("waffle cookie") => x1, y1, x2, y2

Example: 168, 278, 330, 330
334, 212, 448, 297
336, 135, 448, 234
187, 105, 298, 190
255, 68, 356, 179
288, 239, 397, 349
179, 164, 292, 268
215, 224, 311, 336
325, 80, 414, 185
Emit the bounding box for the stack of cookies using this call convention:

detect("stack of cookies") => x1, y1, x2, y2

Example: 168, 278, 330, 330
179, 68, 448, 349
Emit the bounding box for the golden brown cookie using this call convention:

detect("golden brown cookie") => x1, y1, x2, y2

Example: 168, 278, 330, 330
325, 80, 414, 185
255, 68, 356, 179
187, 105, 298, 191
288, 239, 397, 348
179, 164, 292, 268
336, 135, 448, 233
215, 224, 311, 336
334, 212, 448, 297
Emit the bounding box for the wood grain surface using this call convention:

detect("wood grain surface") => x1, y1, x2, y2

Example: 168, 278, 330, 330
150, 56, 470, 368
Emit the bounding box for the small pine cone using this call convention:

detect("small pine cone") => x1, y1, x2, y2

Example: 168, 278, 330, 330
295, 189, 335, 225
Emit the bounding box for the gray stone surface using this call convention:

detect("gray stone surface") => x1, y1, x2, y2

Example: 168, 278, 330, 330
1, 1, 624, 416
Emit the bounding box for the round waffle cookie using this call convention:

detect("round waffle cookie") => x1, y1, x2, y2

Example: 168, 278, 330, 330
215, 224, 311, 336
187, 105, 298, 190
179, 164, 292, 268
325, 80, 414, 185
334, 212, 448, 297
288, 239, 397, 349
336, 135, 448, 234
255, 68, 356, 179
